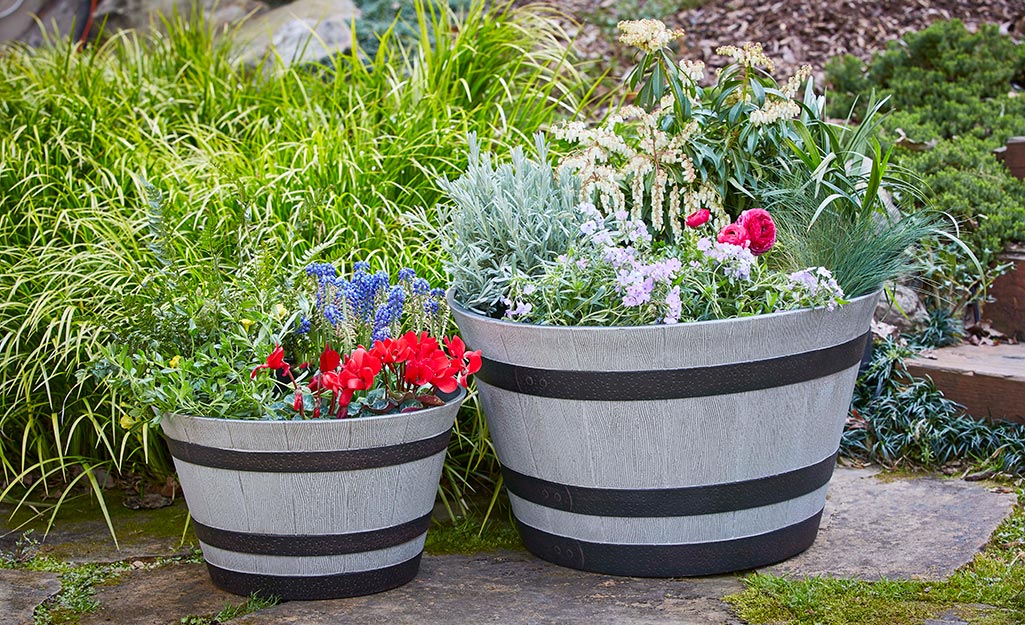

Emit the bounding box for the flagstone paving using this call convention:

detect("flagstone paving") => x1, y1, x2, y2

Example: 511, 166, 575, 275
0, 466, 1018, 624
768, 466, 1018, 580
0, 570, 61, 625
0, 493, 195, 564
78, 563, 240, 625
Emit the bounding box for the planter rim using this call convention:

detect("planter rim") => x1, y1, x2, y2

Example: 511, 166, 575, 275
162, 386, 466, 426
447, 288, 880, 331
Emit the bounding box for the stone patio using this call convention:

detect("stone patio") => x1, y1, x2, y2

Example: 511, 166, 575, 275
0, 466, 1017, 625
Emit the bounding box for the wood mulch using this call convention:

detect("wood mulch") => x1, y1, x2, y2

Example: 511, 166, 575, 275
546, 0, 1025, 83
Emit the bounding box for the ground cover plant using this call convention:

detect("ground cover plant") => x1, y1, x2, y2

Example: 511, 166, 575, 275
843, 337, 1025, 475
0, 0, 594, 529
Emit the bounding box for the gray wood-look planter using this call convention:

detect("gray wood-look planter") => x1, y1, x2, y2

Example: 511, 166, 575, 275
160, 388, 464, 600
449, 292, 879, 577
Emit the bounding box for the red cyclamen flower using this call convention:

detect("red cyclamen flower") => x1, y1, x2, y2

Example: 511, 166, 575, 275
443, 336, 482, 389
736, 208, 776, 255
337, 348, 383, 408
320, 344, 341, 373
251, 344, 291, 379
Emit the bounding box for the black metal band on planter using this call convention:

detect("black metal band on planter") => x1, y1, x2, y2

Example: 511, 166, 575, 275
193, 512, 432, 556
503, 451, 837, 517
476, 332, 870, 401
165, 428, 452, 473
205, 554, 422, 601
515, 510, 822, 577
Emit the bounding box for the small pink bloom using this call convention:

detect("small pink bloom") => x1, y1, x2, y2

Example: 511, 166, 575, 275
685, 209, 711, 228
717, 223, 750, 247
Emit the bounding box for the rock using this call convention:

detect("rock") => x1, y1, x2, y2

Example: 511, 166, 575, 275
233, 0, 359, 69
767, 467, 1017, 580
924, 608, 970, 625
875, 284, 930, 332
231, 551, 745, 625
79, 563, 239, 625
92, 0, 267, 34
0, 569, 61, 625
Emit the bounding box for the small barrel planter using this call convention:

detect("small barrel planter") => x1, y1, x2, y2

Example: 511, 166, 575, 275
160, 388, 464, 600
450, 292, 878, 577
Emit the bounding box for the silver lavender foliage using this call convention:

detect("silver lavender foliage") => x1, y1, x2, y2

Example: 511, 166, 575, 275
433, 133, 581, 315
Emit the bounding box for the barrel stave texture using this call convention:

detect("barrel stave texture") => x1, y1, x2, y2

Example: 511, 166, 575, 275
162, 389, 463, 599
449, 292, 878, 576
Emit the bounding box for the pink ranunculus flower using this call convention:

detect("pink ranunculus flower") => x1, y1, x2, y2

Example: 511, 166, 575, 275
684, 208, 711, 228
737, 208, 776, 255
716, 222, 750, 247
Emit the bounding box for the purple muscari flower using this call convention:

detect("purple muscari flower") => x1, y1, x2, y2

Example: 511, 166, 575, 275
371, 325, 392, 343
429, 287, 445, 298
424, 299, 440, 315
398, 268, 416, 282
305, 262, 337, 279
371, 287, 406, 343
322, 305, 343, 326
386, 285, 406, 316
347, 269, 389, 321
412, 278, 431, 295
353, 261, 371, 272
297, 317, 311, 334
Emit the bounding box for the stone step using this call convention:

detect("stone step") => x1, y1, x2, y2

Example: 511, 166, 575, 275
907, 343, 1025, 425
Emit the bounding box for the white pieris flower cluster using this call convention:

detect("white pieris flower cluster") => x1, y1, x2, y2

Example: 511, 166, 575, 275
617, 19, 685, 53
715, 42, 774, 71
749, 99, 801, 126
678, 60, 705, 82
553, 97, 724, 240
784, 65, 813, 98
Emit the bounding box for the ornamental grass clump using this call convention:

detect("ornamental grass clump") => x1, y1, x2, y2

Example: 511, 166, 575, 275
439, 20, 939, 325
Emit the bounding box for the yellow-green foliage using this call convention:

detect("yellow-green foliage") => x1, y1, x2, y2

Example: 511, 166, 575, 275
0, 1, 591, 523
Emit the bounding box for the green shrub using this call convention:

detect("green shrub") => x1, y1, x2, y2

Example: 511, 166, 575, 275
826, 20, 1025, 133
428, 134, 581, 316
825, 19, 1025, 314
0, 0, 591, 526
900, 137, 1025, 268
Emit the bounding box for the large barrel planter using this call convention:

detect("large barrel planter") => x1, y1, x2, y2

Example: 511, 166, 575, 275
160, 388, 464, 600
450, 292, 878, 577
